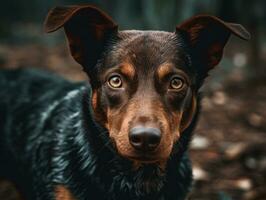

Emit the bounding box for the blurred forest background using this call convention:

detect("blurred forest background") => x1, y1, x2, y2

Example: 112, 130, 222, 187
0, 0, 266, 200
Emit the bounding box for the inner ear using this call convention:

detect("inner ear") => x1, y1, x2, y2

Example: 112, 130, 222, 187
176, 15, 250, 81
44, 5, 118, 74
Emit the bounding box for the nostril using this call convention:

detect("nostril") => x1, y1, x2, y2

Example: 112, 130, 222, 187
148, 133, 161, 145
129, 131, 143, 150
146, 128, 161, 150
130, 133, 142, 144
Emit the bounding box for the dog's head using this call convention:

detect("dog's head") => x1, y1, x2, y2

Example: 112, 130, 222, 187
44, 5, 249, 164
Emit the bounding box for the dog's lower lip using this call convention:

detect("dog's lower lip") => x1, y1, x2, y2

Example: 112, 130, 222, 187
126, 155, 160, 163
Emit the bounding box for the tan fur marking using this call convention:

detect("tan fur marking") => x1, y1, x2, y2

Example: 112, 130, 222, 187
120, 63, 135, 79
157, 63, 174, 80
92, 92, 98, 111
91, 91, 108, 128
180, 96, 197, 132
55, 185, 75, 200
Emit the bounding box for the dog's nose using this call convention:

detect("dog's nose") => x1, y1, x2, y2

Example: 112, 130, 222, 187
129, 126, 161, 151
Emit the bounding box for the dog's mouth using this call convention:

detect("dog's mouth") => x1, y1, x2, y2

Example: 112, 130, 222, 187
111, 140, 164, 163
116, 147, 171, 164
126, 154, 161, 163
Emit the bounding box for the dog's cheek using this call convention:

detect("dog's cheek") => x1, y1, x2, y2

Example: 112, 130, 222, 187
180, 96, 197, 133
153, 105, 178, 157
91, 88, 125, 129
107, 102, 137, 156
157, 128, 174, 159
148, 100, 176, 150
92, 91, 98, 112
166, 91, 188, 111
108, 111, 129, 142
111, 131, 132, 157
107, 108, 123, 134
103, 85, 126, 109
91, 91, 108, 128
158, 113, 182, 159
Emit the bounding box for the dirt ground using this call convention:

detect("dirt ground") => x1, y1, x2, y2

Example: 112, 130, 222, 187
0, 43, 265, 200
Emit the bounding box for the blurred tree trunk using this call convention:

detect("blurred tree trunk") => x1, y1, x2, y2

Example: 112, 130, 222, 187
248, 17, 260, 78
242, 0, 265, 79
217, 0, 237, 21
218, 0, 265, 79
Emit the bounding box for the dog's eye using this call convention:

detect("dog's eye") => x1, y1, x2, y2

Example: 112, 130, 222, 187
169, 77, 184, 90
108, 75, 122, 88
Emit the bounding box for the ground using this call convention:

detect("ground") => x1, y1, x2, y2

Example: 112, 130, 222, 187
0, 43, 265, 200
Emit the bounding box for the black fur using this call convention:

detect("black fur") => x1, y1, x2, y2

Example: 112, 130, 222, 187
0, 68, 200, 200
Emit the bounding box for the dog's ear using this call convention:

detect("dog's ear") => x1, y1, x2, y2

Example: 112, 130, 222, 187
176, 15, 250, 80
44, 5, 118, 73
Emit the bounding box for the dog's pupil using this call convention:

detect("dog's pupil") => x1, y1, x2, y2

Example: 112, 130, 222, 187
111, 77, 121, 87
171, 78, 182, 89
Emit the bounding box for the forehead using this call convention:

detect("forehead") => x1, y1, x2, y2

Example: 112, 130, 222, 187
104, 30, 191, 73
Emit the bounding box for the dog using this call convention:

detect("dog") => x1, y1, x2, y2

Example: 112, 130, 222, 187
0, 4, 250, 200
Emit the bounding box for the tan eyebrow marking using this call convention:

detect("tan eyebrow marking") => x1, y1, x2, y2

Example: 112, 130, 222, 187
120, 63, 135, 79
157, 63, 175, 79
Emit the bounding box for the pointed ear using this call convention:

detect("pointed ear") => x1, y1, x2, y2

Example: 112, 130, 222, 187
176, 15, 250, 80
44, 5, 118, 73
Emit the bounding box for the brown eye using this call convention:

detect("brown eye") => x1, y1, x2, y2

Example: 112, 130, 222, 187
169, 77, 184, 90
108, 75, 122, 88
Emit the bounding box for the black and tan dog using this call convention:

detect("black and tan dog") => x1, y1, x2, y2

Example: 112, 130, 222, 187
0, 5, 250, 200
